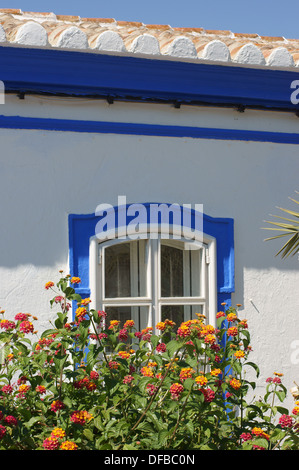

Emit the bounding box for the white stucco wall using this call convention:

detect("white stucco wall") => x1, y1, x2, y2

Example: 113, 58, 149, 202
0, 94, 298, 410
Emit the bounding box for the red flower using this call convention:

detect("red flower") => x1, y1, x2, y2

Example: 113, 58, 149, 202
1, 385, 13, 395
51, 400, 65, 412
156, 343, 166, 353
200, 387, 215, 403
118, 328, 128, 341
43, 436, 60, 450
170, 383, 184, 400
19, 321, 34, 334
89, 371, 99, 380
0, 425, 6, 440
279, 414, 294, 429
4, 415, 17, 426
240, 432, 252, 442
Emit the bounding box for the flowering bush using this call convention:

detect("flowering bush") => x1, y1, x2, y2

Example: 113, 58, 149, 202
0, 273, 298, 450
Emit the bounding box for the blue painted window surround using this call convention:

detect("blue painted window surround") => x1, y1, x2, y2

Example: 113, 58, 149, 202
68, 207, 234, 314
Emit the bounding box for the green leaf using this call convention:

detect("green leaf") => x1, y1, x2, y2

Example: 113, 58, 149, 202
150, 334, 159, 349
166, 340, 181, 358
244, 361, 260, 378
83, 428, 94, 441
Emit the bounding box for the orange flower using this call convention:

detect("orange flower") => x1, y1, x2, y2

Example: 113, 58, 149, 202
70, 277, 81, 284
45, 281, 54, 290
210, 368, 222, 376
156, 322, 166, 331
204, 334, 216, 345
80, 298, 91, 306
201, 324, 215, 335
118, 351, 131, 359
108, 320, 120, 329
227, 312, 238, 322
229, 378, 241, 390
141, 366, 154, 377
59, 440, 78, 450
251, 427, 270, 440
216, 311, 226, 318
227, 326, 238, 337
179, 367, 195, 381
124, 320, 135, 328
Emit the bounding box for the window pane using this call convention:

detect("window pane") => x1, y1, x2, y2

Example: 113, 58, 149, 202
160, 241, 203, 297
105, 305, 149, 332
104, 240, 147, 298
161, 304, 203, 326
161, 243, 183, 297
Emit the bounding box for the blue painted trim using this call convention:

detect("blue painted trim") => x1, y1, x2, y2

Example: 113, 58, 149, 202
1, 45, 299, 111
68, 205, 235, 318
1, 115, 299, 144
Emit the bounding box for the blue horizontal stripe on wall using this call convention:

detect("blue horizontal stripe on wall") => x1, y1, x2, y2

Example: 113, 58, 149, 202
0, 115, 299, 144
0, 46, 299, 111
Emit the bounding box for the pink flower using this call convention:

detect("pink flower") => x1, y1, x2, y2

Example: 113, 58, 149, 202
19, 321, 34, 334
200, 387, 215, 403
118, 328, 128, 341
146, 383, 158, 396
156, 343, 166, 353
240, 432, 252, 442
1, 385, 13, 395
123, 375, 134, 385
279, 414, 294, 429
15, 313, 30, 321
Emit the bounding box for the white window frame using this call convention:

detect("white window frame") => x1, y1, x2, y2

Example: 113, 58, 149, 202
89, 226, 217, 332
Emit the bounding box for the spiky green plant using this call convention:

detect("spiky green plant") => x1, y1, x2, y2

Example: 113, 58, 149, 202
262, 191, 299, 259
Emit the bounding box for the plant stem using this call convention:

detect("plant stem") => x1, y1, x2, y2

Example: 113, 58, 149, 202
167, 384, 193, 448
130, 347, 183, 434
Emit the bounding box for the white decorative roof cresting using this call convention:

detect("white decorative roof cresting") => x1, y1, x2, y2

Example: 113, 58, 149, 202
0, 9, 299, 68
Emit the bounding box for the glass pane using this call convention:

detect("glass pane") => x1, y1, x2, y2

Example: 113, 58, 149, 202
104, 240, 147, 298
105, 306, 149, 333
161, 243, 184, 297
160, 241, 202, 297
161, 304, 203, 326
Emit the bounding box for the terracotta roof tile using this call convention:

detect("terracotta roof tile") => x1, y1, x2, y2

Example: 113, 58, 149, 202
0, 9, 297, 68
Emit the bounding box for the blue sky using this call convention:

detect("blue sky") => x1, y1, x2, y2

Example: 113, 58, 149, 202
4, 1, 299, 39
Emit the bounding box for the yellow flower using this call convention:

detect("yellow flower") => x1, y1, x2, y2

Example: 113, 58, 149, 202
51, 427, 66, 439
195, 375, 208, 386
59, 440, 78, 450
70, 277, 81, 284
156, 322, 166, 331
210, 368, 222, 376
234, 350, 245, 359
227, 312, 238, 322
80, 298, 91, 306
75, 307, 87, 318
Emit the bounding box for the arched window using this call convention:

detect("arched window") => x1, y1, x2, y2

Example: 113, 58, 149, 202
89, 229, 217, 332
